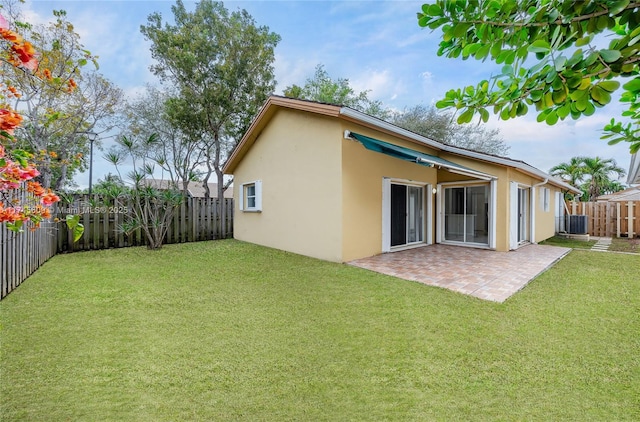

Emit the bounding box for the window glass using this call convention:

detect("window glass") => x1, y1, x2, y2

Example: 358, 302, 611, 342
246, 184, 256, 208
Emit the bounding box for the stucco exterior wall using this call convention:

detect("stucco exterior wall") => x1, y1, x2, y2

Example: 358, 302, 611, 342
507, 168, 562, 245
439, 153, 512, 251
340, 125, 439, 261
534, 185, 562, 242
229, 98, 570, 261
232, 109, 344, 262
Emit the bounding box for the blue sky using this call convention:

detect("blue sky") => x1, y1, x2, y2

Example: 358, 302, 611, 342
24, 0, 634, 187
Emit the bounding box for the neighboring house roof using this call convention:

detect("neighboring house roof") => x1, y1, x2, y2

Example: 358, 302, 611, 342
628, 152, 640, 185
144, 179, 233, 198
223, 96, 580, 194
596, 186, 640, 202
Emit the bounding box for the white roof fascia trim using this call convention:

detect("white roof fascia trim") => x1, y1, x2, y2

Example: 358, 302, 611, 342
339, 107, 580, 194
339, 108, 444, 149
416, 157, 495, 180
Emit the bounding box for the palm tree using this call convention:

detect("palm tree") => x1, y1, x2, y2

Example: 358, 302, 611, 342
549, 157, 587, 199
580, 157, 626, 201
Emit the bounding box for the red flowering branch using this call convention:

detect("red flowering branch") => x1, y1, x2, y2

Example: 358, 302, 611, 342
1, 13, 60, 233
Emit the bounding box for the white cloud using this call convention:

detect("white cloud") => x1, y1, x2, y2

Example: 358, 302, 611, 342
273, 55, 318, 94
486, 113, 632, 178
352, 68, 405, 102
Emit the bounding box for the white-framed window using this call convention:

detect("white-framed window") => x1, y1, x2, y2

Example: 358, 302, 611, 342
540, 187, 550, 212
239, 180, 262, 212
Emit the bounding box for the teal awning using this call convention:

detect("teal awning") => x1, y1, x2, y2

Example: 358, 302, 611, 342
347, 131, 495, 180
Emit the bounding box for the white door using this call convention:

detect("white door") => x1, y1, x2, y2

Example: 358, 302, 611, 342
382, 179, 426, 251
510, 182, 530, 250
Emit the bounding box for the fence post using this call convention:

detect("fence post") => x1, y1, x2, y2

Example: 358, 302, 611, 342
617, 202, 621, 238
629, 201, 637, 238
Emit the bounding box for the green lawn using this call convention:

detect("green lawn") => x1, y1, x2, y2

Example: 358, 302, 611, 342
1, 240, 638, 421
610, 237, 640, 253
540, 235, 640, 254
539, 235, 597, 249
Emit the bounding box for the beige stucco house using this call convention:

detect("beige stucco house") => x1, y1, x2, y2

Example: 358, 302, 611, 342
223, 96, 580, 263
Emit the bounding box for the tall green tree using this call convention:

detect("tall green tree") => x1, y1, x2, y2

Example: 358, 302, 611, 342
390, 104, 510, 155
580, 156, 626, 200
122, 85, 204, 194
550, 156, 626, 200
549, 156, 587, 187
417, 1, 640, 153
283, 64, 390, 120
141, 0, 280, 236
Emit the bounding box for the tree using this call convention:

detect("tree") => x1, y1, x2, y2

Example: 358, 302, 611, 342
105, 134, 184, 250
581, 156, 626, 200
390, 104, 510, 155
122, 85, 204, 194
549, 156, 587, 187
550, 156, 626, 200
284, 64, 390, 119
141, 0, 280, 236
6, 10, 123, 190
598, 178, 626, 195
1, 11, 60, 232
91, 173, 127, 197
417, 1, 640, 153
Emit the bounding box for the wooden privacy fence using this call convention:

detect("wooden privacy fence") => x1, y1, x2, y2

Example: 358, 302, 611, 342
1, 195, 234, 299
568, 201, 639, 238
1, 221, 58, 299
56, 195, 234, 252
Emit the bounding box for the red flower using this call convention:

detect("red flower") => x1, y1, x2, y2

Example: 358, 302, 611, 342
0, 108, 23, 133
40, 191, 60, 206
11, 40, 38, 71
27, 181, 46, 196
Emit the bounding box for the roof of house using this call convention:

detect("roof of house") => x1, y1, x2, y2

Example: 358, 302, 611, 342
596, 186, 640, 202
144, 179, 233, 198
628, 152, 640, 185
223, 96, 581, 194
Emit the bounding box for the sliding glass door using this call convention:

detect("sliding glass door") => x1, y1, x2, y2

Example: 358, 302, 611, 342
390, 184, 424, 247
443, 184, 489, 245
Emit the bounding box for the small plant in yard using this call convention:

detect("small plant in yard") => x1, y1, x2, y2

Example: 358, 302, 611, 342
104, 134, 183, 249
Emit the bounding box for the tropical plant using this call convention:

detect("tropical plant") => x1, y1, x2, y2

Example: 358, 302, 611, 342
417, 1, 640, 153
90, 173, 128, 199
580, 156, 626, 200
550, 156, 626, 200
121, 85, 205, 194
140, 0, 280, 238
549, 156, 587, 187
105, 134, 183, 250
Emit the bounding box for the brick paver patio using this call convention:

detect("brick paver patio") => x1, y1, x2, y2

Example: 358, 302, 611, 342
348, 243, 571, 302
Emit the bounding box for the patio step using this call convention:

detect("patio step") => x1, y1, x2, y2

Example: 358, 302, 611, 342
590, 237, 612, 252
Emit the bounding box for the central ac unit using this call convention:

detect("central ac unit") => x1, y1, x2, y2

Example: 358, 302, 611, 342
565, 215, 588, 234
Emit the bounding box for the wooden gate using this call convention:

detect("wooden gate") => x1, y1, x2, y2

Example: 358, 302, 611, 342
568, 201, 639, 237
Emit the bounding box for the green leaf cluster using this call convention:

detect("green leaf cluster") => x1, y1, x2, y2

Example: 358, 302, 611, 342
418, 0, 640, 152
65, 214, 84, 242
283, 64, 391, 120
